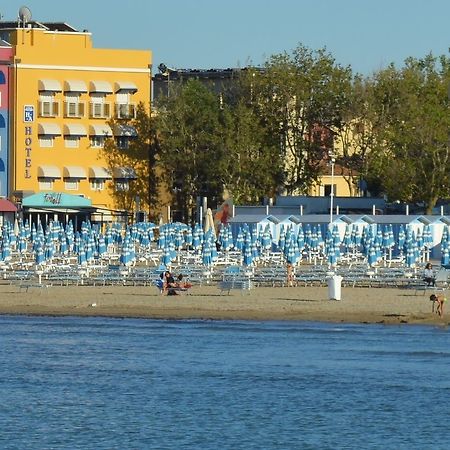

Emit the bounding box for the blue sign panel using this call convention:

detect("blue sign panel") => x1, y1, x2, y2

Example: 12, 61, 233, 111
24, 105, 34, 123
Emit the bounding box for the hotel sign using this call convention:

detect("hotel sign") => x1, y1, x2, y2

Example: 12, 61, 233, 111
24, 105, 34, 123
24, 125, 32, 179
23, 105, 34, 178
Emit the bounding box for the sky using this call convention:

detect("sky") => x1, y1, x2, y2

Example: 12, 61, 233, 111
3, 0, 449, 75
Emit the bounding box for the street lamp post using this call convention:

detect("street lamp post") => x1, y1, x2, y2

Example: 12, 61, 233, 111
329, 152, 336, 227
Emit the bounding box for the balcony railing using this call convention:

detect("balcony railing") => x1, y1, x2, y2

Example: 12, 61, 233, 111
89, 102, 111, 119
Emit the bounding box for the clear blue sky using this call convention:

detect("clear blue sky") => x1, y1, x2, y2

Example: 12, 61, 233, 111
4, 0, 449, 75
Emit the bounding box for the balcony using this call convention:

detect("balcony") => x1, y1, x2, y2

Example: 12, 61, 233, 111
64, 101, 85, 118
39, 101, 59, 118
89, 102, 111, 119
115, 103, 137, 119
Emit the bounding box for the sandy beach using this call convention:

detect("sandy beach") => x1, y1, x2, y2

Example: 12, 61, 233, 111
0, 282, 447, 326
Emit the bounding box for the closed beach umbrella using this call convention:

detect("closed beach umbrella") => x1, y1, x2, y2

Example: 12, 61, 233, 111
235, 228, 244, 251
296, 225, 304, 252
35, 239, 45, 265
160, 245, 172, 267
202, 241, 212, 267
368, 245, 378, 267
192, 226, 201, 251
44, 234, 55, 262
343, 225, 352, 249
185, 227, 193, 247
78, 244, 87, 266
18, 226, 28, 254
278, 226, 286, 252
397, 225, 406, 253
441, 247, 449, 266
98, 234, 107, 257
1, 236, 11, 262
328, 245, 337, 267
243, 241, 253, 266
59, 230, 68, 255
120, 239, 130, 266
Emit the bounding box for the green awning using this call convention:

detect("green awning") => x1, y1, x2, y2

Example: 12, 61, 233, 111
22, 192, 92, 208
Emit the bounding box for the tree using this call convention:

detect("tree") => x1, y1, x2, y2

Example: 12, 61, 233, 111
101, 103, 160, 220
221, 75, 284, 204
331, 75, 377, 196
366, 54, 450, 213
155, 80, 228, 223
250, 44, 353, 194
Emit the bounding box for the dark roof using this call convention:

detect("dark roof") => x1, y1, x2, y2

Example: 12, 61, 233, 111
0, 21, 78, 32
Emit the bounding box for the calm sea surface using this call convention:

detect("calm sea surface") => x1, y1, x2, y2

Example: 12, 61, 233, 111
0, 316, 449, 450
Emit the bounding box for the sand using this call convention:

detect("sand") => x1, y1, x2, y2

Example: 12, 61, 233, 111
0, 282, 447, 326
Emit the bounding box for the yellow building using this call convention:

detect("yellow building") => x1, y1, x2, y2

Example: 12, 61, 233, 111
1, 17, 151, 223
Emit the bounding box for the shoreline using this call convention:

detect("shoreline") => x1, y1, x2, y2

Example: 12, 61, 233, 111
1, 284, 448, 326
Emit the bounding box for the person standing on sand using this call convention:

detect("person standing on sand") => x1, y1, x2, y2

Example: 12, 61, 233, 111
286, 263, 294, 287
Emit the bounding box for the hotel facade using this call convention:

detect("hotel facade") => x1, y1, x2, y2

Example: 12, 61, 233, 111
0, 18, 151, 224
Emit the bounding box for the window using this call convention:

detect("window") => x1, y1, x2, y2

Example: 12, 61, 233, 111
115, 180, 129, 191
324, 184, 337, 197
90, 135, 106, 148
39, 135, 54, 148
64, 178, 79, 190
39, 92, 59, 117
115, 92, 136, 118
90, 179, 105, 191
89, 93, 110, 118
64, 93, 85, 118
64, 136, 80, 148
38, 178, 54, 190
116, 136, 130, 149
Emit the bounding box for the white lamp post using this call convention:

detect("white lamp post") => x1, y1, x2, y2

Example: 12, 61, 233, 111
329, 152, 336, 227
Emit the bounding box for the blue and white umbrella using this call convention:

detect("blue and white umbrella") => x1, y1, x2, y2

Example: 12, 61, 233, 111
98, 234, 107, 257
1, 236, 11, 262
235, 228, 244, 251
78, 245, 87, 266
35, 239, 45, 265
368, 245, 378, 267
202, 241, 212, 267
243, 241, 253, 266
441, 247, 449, 266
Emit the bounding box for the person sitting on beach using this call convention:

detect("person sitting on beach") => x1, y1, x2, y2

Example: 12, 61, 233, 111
176, 274, 192, 290
430, 294, 446, 317
163, 271, 178, 296
423, 263, 435, 286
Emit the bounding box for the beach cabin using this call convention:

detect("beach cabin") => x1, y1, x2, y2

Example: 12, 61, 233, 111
330, 215, 354, 241
227, 214, 280, 241
0, 198, 17, 226
277, 215, 303, 240
428, 216, 450, 260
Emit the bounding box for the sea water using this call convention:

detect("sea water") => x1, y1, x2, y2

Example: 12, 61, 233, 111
0, 316, 449, 450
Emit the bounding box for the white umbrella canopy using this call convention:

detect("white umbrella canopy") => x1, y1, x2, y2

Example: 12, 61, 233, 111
204, 208, 216, 239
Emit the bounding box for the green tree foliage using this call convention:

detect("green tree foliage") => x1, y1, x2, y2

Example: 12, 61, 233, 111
101, 103, 160, 220
155, 80, 228, 222
332, 75, 377, 196
366, 54, 450, 213
221, 74, 284, 204
249, 45, 353, 194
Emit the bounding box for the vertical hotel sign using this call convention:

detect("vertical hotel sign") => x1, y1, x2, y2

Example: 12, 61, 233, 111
23, 105, 34, 178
